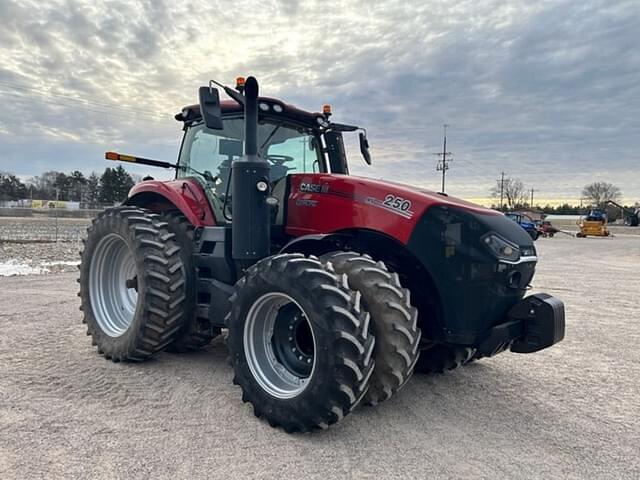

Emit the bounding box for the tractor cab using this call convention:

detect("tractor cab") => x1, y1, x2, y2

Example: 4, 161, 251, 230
505, 212, 539, 240
585, 208, 607, 222
174, 78, 370, 223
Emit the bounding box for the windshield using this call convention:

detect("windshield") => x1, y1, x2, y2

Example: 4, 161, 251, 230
178, 118, 323, 183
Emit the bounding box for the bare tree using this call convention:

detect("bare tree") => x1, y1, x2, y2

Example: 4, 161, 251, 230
581, 182, 621, 208
490, 177, 527, 209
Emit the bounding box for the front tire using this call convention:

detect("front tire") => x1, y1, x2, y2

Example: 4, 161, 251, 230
79, 207, 187, 362
227, 254, 375, 432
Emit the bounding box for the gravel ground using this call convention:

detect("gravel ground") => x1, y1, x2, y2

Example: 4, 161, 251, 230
0, 235, 638, 479
0, 242, 81, 275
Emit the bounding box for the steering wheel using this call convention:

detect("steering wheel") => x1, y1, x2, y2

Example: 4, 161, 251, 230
266, 155, 296, 182
266, 155, 295, 167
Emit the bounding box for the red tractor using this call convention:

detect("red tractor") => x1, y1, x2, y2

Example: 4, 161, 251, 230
79, 77, 565, 432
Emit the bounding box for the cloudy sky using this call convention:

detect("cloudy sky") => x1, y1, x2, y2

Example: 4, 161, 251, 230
0, 0, 638, 205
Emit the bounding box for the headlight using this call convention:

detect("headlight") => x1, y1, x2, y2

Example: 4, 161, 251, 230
259, 102, 270, 112
482, 233, 520, 262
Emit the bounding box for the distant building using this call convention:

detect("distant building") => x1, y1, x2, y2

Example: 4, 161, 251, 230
0, 199, 80, 210
514, 210, 546, 222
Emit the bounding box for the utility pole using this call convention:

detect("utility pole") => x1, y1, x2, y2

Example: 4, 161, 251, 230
530, 188, 535, 208
435, 124, 452, 194
499, 172, 505, 211
55, 188, 59, 243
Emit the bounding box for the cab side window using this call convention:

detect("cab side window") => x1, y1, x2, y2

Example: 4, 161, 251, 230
178, 120, 244, 183
266, 136, 320, 182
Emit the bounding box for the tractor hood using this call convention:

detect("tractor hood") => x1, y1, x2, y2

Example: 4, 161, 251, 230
286, 173, 532, 246
371, 177, 497, 215
348, 175, 535, 247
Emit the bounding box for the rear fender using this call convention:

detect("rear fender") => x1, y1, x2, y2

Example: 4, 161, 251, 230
125, 179, 216, 226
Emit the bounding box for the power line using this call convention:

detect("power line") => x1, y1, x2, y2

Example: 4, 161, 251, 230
0, 79, 165, 117
0, 80, 168, 121
435, 124, 452, 194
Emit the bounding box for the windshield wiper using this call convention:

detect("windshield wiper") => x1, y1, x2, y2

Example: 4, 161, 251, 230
179, 165, 218, 184
259, 125, 280, 153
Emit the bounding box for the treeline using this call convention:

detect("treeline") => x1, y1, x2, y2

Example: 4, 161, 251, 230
539, 204, 588, 215
0, 166, 138, 206
491, 203, 591, 215
492, 203, 593, 214
489, 178, 636, 217
492, 202, 638, 219
537, 204, 612, 215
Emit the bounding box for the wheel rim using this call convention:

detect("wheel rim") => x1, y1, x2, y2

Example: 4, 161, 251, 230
244, 293, 316, 399
89, 233, 138, 337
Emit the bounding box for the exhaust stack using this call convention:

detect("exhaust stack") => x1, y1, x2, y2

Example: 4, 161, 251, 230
231, 76, 271, 265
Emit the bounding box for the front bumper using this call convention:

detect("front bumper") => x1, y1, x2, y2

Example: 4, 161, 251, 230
476, 293, 565, 356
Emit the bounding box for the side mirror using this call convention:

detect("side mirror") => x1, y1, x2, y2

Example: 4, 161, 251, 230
325, 131, 349, 174
198, 86, 223, 130
359, 132, 371, 165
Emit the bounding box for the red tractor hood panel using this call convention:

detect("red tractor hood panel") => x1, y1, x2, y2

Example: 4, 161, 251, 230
286, 174, 500, 245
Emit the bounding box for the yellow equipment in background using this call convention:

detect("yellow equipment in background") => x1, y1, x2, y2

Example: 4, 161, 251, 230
576, 209, 610, 238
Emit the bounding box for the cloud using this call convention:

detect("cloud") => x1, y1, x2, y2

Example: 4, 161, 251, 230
0, 0, 638, 204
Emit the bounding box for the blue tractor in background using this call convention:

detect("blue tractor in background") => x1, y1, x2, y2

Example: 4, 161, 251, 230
505, 212, 539, 241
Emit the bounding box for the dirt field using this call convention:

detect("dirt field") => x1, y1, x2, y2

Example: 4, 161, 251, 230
0, 235, 638, 479
0, 216, 92, 242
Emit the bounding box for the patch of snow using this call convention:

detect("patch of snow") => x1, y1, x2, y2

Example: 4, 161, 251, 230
0, 261, 49, 276
41, 260, 81, 267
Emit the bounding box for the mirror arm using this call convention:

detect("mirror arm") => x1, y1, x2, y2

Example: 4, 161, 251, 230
210, 79, 245, 105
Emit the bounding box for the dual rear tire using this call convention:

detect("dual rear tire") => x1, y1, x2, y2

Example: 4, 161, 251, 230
79, 207, 188, 361
80, 207, 220, 360
160, 211, 220, 352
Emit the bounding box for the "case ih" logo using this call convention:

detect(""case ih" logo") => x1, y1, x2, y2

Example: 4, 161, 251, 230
300, 182, 329, 193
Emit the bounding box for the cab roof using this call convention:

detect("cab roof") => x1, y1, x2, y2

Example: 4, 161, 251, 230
175, 97, 326, 127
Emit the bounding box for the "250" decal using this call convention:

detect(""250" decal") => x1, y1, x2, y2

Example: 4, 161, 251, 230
383, 195, 412, 212
365, 195, 414, 219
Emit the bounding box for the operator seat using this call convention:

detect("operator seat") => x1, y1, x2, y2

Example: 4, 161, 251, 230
271, 177, 288, 225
